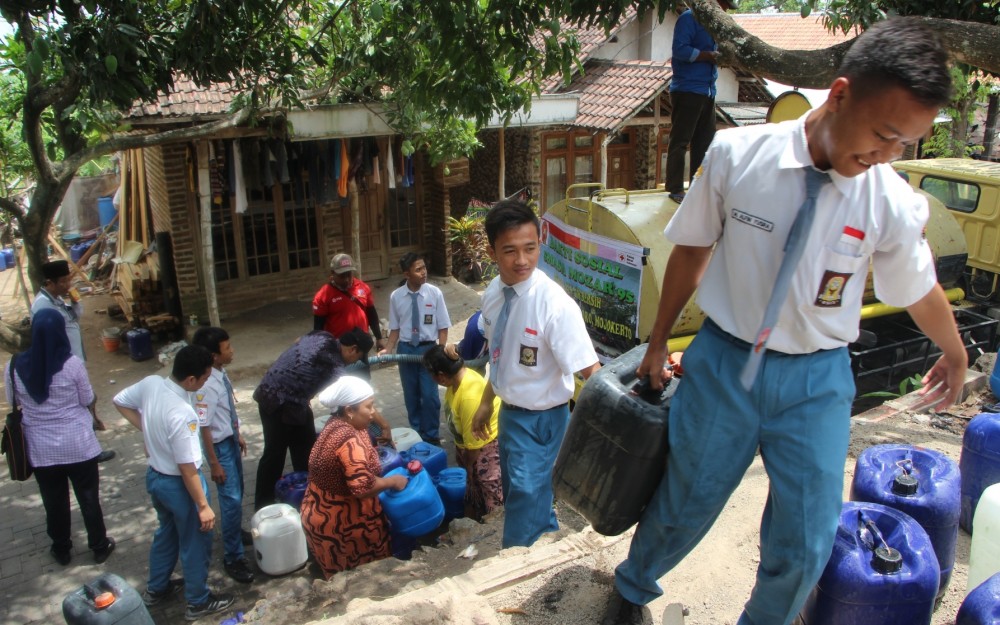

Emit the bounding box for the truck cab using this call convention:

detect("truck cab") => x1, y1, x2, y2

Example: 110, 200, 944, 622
893, 158, 1000, 301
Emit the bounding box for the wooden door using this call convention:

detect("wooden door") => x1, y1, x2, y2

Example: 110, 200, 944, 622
607, 137, 635, 190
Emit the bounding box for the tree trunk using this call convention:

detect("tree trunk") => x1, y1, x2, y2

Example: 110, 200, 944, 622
20, 175, 73, 293
984, 93, 999, 160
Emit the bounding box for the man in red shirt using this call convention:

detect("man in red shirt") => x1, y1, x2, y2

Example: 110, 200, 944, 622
312, 253, 386, 351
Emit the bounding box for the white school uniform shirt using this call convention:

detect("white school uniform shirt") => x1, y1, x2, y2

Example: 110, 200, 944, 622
388, 282, 451, 343
113, 375, 203, 475
194, 367, 239, 444
665, 114, 935, 354
481, 269, 598, 410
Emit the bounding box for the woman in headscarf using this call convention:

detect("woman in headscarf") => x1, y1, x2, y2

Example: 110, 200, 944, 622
299, 376, 407, 578
422, 345, 503, 520
5, 308, 114, 565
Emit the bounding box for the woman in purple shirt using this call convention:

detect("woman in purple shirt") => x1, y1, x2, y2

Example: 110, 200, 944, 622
5, 309, 114, 566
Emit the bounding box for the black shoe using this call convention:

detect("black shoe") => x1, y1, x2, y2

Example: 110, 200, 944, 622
185, 592, 235, 621
224, 558, 255, 584
602, 590, 652, 625
93, 537, 116, 564
668, 192, 686, 204
96, 450, 116, 463
142, 578, 184, 606
241, 529, 254, 546
50, 547, 71, 566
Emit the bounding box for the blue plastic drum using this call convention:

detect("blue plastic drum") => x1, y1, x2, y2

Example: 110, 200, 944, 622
798, 501, 940, 625
961, 412, 1000, 532
379, 465, 444, 537
957, 572, 1000, 625
435, 467, 467, 520
124, 328, 153, 362
274, 471, 309, 510
850, 444, 960, 598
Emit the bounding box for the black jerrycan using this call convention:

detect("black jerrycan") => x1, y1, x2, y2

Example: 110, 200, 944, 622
63, 573, 154, 625
552, 343, 676, 536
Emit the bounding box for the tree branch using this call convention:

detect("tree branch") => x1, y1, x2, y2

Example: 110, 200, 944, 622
689, 0, 1000, 89
0, 196, 25, 221
60, 107, 254, 173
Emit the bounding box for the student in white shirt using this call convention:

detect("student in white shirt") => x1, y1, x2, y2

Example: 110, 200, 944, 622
604, 20, 967, 625
113, 345, 236, 621
191, 327, 253, 585
471, 200, 600, 548
379, 252, 451, 445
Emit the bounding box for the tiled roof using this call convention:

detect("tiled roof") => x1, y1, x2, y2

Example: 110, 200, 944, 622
537, 8, 639, 92
731, 13, 857, 50
128, 77, 238, 121
717, 102, 769, 126
554, 59, 672, 131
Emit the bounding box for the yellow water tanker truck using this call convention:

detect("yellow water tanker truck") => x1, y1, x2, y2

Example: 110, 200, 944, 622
541, 183, 969, 363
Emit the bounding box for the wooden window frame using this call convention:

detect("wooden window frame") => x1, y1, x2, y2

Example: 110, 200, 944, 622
540, 129, 603, 211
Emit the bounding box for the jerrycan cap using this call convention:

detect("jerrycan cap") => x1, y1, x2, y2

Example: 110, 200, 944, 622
93, 591, 116, 609
872, 545, 903, 574
891, 473, 919, 496
406, 459, 423, 475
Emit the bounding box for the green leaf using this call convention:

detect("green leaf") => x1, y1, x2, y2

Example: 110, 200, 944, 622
370, 3, 383, 21
104, 55, 118, 75
26, 50, 42, 76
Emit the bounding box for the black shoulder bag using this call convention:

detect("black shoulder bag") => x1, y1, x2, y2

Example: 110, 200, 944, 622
2, 358, 32, 481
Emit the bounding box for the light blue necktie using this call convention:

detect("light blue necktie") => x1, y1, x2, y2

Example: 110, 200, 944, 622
488, 286, 516, 386
409, 291, 420, 346
222, 370, 239, 434
740, 167, 831, 391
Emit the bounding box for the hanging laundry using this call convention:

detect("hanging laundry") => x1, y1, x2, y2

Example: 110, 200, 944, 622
271, 139, 291, 184
242, 138, 262, 193
338, 138, 349, 198
262, 139, 275, 188
232, 140, 248, 214
386, 138, 396, 190
349, 138, 367, 193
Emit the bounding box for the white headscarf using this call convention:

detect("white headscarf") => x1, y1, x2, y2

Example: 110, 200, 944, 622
318, 376, 375, 413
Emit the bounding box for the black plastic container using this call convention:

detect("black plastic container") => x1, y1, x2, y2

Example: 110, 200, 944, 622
63, 573, 154, 625
552, 343, 676, 536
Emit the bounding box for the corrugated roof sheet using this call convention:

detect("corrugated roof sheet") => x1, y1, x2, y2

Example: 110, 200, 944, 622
129, 77, 237, 120
555, 59, 672, 131
717, 102, 769, 126
731, 13, 857, 50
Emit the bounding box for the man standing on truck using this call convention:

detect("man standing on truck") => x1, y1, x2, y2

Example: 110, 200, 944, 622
472, 199, 600, 548
604, 19, 968, 625
665, 7, 719, 204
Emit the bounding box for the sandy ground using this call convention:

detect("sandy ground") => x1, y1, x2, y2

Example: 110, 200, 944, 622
0, 266, 994, 625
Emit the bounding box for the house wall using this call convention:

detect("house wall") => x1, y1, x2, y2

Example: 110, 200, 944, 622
150, 137, 435, 322
462, 128, 535, 213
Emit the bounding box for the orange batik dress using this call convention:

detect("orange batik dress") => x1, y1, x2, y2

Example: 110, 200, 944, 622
300, 419, 391, 578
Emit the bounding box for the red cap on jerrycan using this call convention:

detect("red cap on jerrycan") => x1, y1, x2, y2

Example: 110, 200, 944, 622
406, 459, 423, 474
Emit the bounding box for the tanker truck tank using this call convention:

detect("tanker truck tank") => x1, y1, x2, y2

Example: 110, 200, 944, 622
541, 183, 968, 362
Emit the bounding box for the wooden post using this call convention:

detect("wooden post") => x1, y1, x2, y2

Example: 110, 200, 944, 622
498, 127, 506, 199
349, 179, 361, 274
197, 141, 221, 326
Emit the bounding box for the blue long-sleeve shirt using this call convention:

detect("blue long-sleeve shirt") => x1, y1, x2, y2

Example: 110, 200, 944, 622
670, 10, 718, 98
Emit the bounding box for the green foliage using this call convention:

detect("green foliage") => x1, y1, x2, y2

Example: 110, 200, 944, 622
733, 0, 806, 14
800, 0, 1000, 33
923, 66, 994, 158
861, 374, 924, 399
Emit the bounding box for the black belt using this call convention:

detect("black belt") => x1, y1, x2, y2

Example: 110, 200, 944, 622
405, 340, 436, 347
703, 317, 753, 350
702, 317, 837, 357
501, 401, 568, 413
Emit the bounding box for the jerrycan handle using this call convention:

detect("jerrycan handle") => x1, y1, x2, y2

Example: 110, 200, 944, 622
628, 375, 673, 406
856, 511, 903, 574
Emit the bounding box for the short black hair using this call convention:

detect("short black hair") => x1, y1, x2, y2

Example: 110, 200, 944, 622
172, 344, 214, 381
484, 199, 539, 248
422, 344, 464, 377
191, 326, 230, 356
399, 252, 423, 272
339, 327, 374, 354
837, 18, 952, 108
